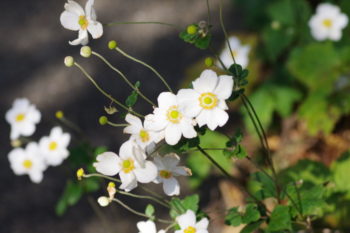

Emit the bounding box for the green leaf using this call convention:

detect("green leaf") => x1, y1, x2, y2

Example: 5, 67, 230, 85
225, 207, 242, 226
240, 220, 264, 233
249, 171, 276, 200
182, 194, 199, 213
169, 195, 199, 218
55, 197, 68, 217
331, 151, 350, 192
65, 181, 83, 205
262, 27, 294, 62
194, 34, 212, 50
242, 204, 261, 224
145, 204, 155, 218
267, 205, 291, 231
125, 90, 138, 107
267, 0, 294, 25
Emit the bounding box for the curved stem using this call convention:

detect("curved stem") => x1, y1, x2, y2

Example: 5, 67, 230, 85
105, 21, 180, 29
74, 62, 144, 118
92, 51, 156, 107
107, 121, 128, 127
118, 190, 170, 208
84, 173, 121, 183
206, 0, 211, 26
114, 47, 173, 93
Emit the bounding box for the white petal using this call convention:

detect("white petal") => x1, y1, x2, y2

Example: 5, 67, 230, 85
125, 114, 143, 128
192, 69, 218, 93
65, 0, 85, 15
28, 171, 43, 183
177, 89, 201, 117
134, 161, 158, 183
164, 124, 182, 145
163, 177, 180, 196
85, 0, 95, 19
157, 92, 178, 109
87, 21, 103, 39
118, 140, 135, 159
144, 113, 167, 131
69, 29, 89, 45
60, 11, 80, 31
336, 14, 349, 28
180, 120, 197, 139
196, 218, 209, 230
177, 210, 196, 229
123, 125, 141, 135
162, 153, 180, 168
329, 28, 342, 41
214, 75, 234, 100
93, 152, 121, 176
173, 166, 191, 176
119, 172, 137, 191
213, 108, 229, 127
137, 220, 157, 233
196, 110, 209, 128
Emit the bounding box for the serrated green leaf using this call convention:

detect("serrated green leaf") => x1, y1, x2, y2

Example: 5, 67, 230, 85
249, 171, 276, 200
242, 204, 261, 224
225, 207, 242, 226
182, 194, 199, 213
267, 205, 291, 231
331, 151, 350, 192
195, 34, 212, 49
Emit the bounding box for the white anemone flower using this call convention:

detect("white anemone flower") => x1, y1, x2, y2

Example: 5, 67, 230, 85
124, 113, 163, 149
39, 127, 71, 166
175, 210, 209, 233
144, 92, 197, 146
8, 142, 47, 183
177, 69, 233, 131
309, 3, 348, 41
153, 153, 191, 196
137, 220, 165, 233
60, 0, 103, 45
5, 98, 41, 140
93, 140, 158, 192
218, 36, 250, 69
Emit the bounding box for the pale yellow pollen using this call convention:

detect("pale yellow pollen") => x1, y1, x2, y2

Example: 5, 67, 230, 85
231, 50, 238, 57
159, 170, 173, 179
166, 105, 182, 124
15, 113, 25, 122
22, 159, 33, 169
49, 141, 58, 151
78, 15, 89, 30
122, 158, 135, 174
199, 92, 218, 109
323, 18, 333, 28
139, 130, 150, 142
184, 226, 197, 233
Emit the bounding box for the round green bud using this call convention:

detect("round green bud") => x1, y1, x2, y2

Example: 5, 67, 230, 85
80, 46, 92, 58
187, 25, 197, 35
55, 111, 64, 119
204, 57, 214, 67
99, 116, 108, 125
108, 40, 117, 50
64, 56, 74, 67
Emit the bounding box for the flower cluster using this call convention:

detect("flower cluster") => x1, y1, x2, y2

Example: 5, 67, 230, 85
6, 98, 71, 183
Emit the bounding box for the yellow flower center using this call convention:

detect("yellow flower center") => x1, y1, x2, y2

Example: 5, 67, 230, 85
323, 19, 333, 28
122, 158, 135, 173
49, 141, 58, 151
199, 92, 218, 109
78, 15, 89, 30
15, 113, 26, 122
184, 226, 197, 233
231, 50, 238, 57
167, 105, 182, 124
22, 159, 33, 169
159, 170, 173, 179
139, 130, 150, 142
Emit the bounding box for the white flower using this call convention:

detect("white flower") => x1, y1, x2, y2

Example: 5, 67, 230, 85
137, 220, 165, 233
175, 210, 209, 233
309, 3, 348, 41
8, 142, 47, 183
60, 0, 103, 45
5, 98, 41, 140
97, 196, 110, 207
177, 69, 233, 131
218, 36, 250, 68
93, 140, 158, 192
124, 113, 162, 149
39, 127, 71, 166
153, 153, 191, 196
145, 92, 197, 146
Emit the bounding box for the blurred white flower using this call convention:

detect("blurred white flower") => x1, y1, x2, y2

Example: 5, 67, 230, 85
145, 92, 197, 146
218, 36, 250, 69
175, 210, 209, 233
8, 142, 47, 183
177, 69, 233, 131
153, 153, 191, 196
97, 196, 110, 207
93, 140, 158, 192
60, 0, 103, 45
5, 98, 41, 140
124, 113, 162, 149
309, 3, 348, 41
137, 220, 165, 233
39, 127, 71, 166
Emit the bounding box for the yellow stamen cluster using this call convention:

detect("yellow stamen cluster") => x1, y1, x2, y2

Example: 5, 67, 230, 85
49, 141, 58, 151
122, 158, 135, 173
159, 170, 173, 179
16, 113, 25, 122
323, 19, 333, 28
22, 159, 33, 169
78, 15, 89, 30
199, 92, 218, 109
166, 105, 182, 124
139, 130, 150, 142
184, 226, 197, 233
76, 168, 85, 180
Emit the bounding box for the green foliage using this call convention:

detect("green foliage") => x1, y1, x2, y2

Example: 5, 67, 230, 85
125, 81, 141, 107
240, 220, 264, 233
225, 204, 261, 227
228, 64, 249, 87
179, 24, 211, 50
267, 205, 292, 232
169, 194, 199, 218
224, 129, 248, 159
145, 204, 155, 219
248, 171, 277, 200
331, 151, 350, 192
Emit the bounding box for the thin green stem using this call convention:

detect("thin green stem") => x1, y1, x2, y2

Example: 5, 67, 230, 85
118, 190, 169, 208
209, 46, 227, 70
74, 62, 144, 118
92, 51, 156, 107
112, 198, 173, 224
114, 47, 173, 93
105, 21, 180, 29
84, 173, 121, 183
206, 0, 211, 25
107, 121, 128, 127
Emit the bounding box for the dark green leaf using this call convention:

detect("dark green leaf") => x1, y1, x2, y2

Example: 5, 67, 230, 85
240, 220, 264, 233
267, 205, 291, 231
125, 91, 138, 107
242, 204, 261, 224
225, 207, 242, 226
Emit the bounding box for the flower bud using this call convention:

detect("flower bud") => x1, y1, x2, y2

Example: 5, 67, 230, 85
97, 196, 110, 207
204, 57, 214, 67
107, 182, 117, 200
76, 168, 85, 180
187, 25, 197, 35
55, 111, 64, 119
99, 116, 108, 125
108, 40, 117, 50
64, 56, 74, 67
80, 46, 92, 58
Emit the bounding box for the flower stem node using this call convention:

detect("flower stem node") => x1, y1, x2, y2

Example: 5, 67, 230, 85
108, 40, 117, 50
64, 56, 74, 67
99, 116, 108, 125
204, 57, 214, 67
97, 196, 110, 207
76, 168, 85, 180
80, 46, 92, 58
55, 111, 64, 119
186, 25, 198, 35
